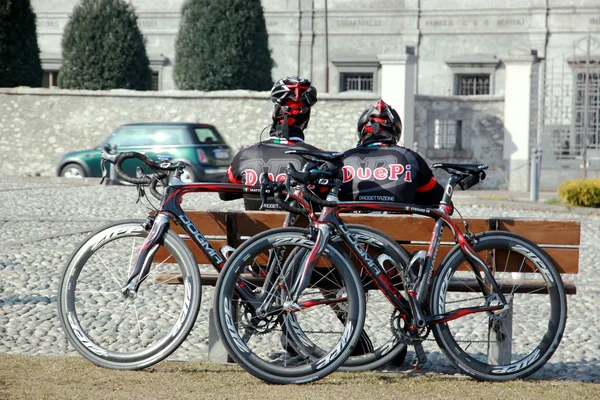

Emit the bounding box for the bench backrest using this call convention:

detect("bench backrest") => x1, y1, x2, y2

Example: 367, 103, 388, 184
159, 210, 580, 274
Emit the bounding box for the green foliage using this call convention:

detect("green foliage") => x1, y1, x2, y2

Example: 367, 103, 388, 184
174, 0, 272, 91
557, 178, 600, 207
0, 0, 42, 87
58, 0, 152, 90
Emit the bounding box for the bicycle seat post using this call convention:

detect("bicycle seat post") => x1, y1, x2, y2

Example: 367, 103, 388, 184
441, 174, 462, 206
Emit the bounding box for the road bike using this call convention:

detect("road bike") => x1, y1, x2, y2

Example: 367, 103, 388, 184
213, 149, 567, 383
56, 151, 409, 383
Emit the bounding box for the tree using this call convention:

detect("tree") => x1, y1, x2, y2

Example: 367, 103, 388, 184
174, 0, 272, 91
0, 0, 42, 87
58, 0, 152, 90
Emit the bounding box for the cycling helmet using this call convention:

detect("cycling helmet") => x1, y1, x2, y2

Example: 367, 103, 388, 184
270, 76, 318, 135
356, 99, 403, 145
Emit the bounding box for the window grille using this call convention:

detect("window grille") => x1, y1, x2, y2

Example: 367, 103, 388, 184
573, 71, 600, 152
434, 119, 462, 150
340, 73, 373, 92
151, 72, 160, 91
457, 74, 490, 95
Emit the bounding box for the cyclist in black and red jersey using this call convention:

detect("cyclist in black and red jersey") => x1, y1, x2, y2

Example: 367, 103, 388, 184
221, 76, 378, 358
219, 76, 321, 210
340, 98, 444, 206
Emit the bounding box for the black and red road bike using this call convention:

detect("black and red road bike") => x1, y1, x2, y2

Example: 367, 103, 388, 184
57, 151, 406, 384
212, 149, 567, 384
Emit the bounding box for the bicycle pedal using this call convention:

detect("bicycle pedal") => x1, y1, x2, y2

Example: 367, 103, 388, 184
412, 357, 423, 371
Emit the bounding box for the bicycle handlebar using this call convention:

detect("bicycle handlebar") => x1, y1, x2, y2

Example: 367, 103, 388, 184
100, 150, 180, 201
101, 150, 178, 183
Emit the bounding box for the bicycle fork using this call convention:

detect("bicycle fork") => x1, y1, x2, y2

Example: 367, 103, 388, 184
289, 223, 332, 305
121, 214, 169, 298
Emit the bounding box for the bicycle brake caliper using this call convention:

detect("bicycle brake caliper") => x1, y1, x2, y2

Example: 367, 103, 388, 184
143, 215, 155, 231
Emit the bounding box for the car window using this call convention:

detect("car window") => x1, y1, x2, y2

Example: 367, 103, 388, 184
107, 126, 194, 147
195, 127, 223, 144
150, 127, 193, 146
108, 127, 151, 147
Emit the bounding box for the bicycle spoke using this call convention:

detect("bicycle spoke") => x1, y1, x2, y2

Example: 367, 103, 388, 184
97, 253, 123, 287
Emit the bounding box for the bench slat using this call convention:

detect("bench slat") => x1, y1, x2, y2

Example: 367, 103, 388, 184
155, 239, 579, 275
403, 245, 579, 274
170, 211, 229, 236
224, 211, 581, 246
154, 272, 576, 295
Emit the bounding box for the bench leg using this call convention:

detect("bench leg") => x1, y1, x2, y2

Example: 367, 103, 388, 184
487, 294, 513, 365
207, 308, 235, 364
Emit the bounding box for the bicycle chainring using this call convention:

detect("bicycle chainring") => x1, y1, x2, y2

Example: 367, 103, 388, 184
239, 304, 280, 336
390, 309, 430, 345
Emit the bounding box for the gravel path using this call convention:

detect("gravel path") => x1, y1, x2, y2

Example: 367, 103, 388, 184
1, 177, 599, 382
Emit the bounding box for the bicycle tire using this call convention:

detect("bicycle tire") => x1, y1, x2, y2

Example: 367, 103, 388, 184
430, 231, 567, 381
57, 219, 202, 369
213, 227, 366, 384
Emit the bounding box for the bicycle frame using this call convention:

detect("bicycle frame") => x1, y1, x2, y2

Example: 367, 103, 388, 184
120, 179, 337, 313
292, 175, 508, 330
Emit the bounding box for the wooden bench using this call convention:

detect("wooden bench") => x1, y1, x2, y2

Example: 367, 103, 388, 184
157, 210, 579, 293
155, 210, 580, 363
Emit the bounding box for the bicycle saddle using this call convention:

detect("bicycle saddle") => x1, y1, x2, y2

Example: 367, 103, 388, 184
432, 163, 488, 175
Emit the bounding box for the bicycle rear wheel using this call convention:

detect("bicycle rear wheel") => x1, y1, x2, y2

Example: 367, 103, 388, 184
430, 231, 567, 381
57, 219, 202, 369
213, 227, 365, 384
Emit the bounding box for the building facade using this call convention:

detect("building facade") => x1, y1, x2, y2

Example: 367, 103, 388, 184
27, 0, 600, 190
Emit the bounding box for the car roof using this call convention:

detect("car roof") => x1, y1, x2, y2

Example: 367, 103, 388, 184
121, 122, 216, 128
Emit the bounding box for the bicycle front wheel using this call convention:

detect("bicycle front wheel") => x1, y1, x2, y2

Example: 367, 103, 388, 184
213, 227, 366, 384
57, 219, 202, 369
430, 231, 567, 381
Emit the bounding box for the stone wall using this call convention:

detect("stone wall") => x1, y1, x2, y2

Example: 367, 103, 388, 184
0, 88, 504, 189
0, 88, 377, 177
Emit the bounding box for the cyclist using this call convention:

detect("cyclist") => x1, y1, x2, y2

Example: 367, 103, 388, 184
220, 76, 376, 358
219, 76, 320, 210
340, 98, 444, 206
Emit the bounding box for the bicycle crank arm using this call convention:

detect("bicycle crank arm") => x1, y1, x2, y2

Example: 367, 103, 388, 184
412, 342, 428, 370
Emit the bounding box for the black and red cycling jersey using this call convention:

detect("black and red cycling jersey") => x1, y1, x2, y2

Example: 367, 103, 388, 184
219, 130, 321, 210
339, 142, 444, 206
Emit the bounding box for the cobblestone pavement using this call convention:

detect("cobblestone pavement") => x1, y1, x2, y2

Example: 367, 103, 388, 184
1, 177, 599, 382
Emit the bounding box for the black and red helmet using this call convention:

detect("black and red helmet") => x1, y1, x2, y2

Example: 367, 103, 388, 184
357, 99, 403, 145
270, 76, 318, 130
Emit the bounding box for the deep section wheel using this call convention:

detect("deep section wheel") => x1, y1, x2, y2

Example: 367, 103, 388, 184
213, 227, 365, 384
430, 232, 567, 381
57, 219, 202, 369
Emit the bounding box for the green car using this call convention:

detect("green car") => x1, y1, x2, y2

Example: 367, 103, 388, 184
57, 122, 234, 183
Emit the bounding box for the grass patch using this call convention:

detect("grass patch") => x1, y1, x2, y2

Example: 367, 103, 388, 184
544, 197, 563, 205
0, 354, 599, 400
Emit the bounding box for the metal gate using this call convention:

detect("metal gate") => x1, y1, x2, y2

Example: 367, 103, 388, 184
540, 35, 600, 178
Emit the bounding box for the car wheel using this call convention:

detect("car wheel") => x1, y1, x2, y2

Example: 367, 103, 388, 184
60, 163, 86, 178
179, 165, 198, 183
